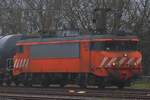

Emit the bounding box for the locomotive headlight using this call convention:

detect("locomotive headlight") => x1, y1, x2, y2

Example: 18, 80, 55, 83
124, 53, 127, 57
134, 62, 137, 66
112, 62, 116, 66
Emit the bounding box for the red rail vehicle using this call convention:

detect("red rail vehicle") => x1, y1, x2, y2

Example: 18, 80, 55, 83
13, 34, 142, 88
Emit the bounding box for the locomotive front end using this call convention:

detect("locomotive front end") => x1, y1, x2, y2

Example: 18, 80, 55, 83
91, 36, 142, 88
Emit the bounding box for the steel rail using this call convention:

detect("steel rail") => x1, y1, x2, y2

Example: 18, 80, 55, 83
0, 87, 149, 100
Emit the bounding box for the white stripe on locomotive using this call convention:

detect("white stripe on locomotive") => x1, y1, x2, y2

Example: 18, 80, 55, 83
136, 57, 142, 65
22, 59, 27, 68
14, 59, 18, 68
119, 57, 127, 65
107, 57, 117, 67
19, 59, 23, 68
16, 59, 20, 68
127, 58, 134, 65
99, 57, 108, 67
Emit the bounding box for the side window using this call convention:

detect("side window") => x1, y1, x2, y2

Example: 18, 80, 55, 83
90, 42, 104, 50
30, 43, 80, 58
17, 46, 23, 53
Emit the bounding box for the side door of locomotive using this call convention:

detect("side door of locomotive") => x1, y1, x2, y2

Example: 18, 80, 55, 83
80, 41, 90, 72
90, 41, 101, 70
89, 40, 108, 77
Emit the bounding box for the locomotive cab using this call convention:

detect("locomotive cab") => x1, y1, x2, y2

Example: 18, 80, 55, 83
90, 36, 142, 87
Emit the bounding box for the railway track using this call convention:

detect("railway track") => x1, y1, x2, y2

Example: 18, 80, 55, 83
0, 86, 149, 100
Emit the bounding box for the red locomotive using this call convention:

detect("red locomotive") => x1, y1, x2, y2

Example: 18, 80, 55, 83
12, 34, 142, 88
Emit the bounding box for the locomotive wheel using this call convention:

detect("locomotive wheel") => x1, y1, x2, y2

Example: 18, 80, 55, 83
14, 81, 20, 86
117, 83, 124, 89
79, 83, 86, 88
0, 80, 3, 86
60, 74, 68, 87
23, 82, 32, 87
23, 83, 32, 87
6, 81, 11, 86
60, 83, 65, 87
97, 77, 106, 89
79, 74, 87, 88
41, 82, 49, 87
98, 84, 105, 89
60, 76, 66, 87
0, 76, 3, 86
60, 80, 66, 87
22, 74, 33, 87
13, 77, 20, 86
41, 74, 50, 87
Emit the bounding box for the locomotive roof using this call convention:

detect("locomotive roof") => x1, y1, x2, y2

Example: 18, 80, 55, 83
0, 35, 20, 49
17, 35, 139, 45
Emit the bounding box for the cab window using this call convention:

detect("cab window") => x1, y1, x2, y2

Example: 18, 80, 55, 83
90, 41, 139, 51
30, 43, 80, 58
